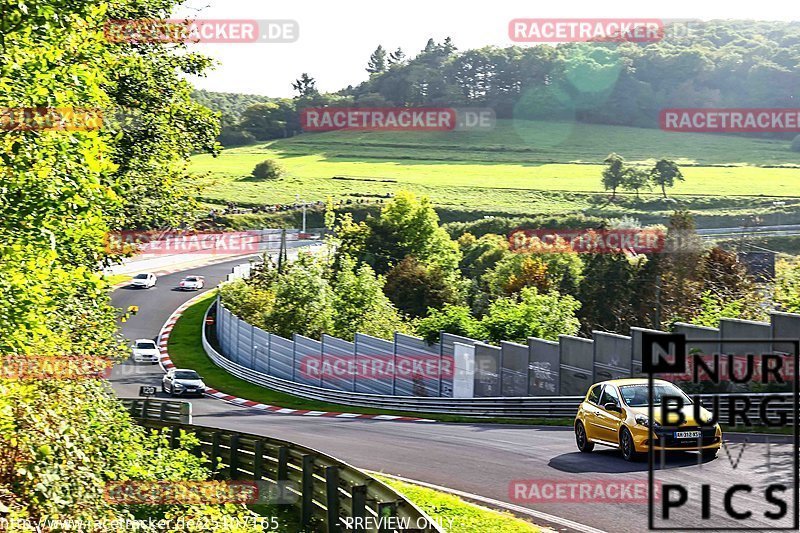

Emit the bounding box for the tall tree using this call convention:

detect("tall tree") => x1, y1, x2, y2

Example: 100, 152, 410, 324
367, 45, 388, 74
602, 153, 626, 200
388, 47, 406, 65
622, 167, 650, 199
651, 159, 684, 198
292, 73, 318, 97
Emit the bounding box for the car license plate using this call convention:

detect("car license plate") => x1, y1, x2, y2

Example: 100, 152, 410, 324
675, 431, 701, 439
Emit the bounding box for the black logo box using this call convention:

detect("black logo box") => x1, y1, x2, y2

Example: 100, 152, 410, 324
642, 333, 799, 531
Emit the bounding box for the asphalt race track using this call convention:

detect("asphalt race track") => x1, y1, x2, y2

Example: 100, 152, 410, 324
109, 256, 797, 533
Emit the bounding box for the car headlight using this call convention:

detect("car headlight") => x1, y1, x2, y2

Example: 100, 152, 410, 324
173, 383, 184, 389
635, 414, 661, 428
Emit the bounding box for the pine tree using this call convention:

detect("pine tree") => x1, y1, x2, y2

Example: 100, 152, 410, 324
366, 45, 387, 74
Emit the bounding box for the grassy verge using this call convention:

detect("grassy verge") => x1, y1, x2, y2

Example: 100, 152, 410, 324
105, 273, 132, 286
374, 475, 542, 533
166, 292, 573, 426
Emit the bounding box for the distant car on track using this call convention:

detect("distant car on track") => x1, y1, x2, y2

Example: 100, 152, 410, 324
130, 272, 157, 289
131, 339, 160, 364
162, 368, 206, 397
574, 378, 722, 461
178, 275, 205, 291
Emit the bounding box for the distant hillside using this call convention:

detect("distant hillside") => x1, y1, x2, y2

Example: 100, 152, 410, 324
191, 89, 275, 127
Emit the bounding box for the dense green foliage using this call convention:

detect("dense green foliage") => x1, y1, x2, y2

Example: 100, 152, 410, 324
219, 254, 408, 341
250, 159, 285, 181
0, 1, 257, 529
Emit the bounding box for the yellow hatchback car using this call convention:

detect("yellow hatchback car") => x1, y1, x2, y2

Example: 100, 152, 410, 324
574, 378, 722, 461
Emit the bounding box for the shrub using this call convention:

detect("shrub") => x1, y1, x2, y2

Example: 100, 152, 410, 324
250, 159, 285, 180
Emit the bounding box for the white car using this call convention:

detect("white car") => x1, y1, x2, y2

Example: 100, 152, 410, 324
131, 339, 160, 364
162, 368, 206, 397
178, 275, 205, 291
130, 272, 157, 289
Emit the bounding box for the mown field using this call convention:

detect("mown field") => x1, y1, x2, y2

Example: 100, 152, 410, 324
191, 119, 800, 225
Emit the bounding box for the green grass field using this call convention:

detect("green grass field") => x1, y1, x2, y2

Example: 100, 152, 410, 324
191, 119, 800, 224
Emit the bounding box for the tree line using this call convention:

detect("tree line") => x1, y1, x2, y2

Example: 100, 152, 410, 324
207, 20, 800, 146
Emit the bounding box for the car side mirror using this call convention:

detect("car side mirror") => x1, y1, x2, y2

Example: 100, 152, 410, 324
604, 402, 621, 412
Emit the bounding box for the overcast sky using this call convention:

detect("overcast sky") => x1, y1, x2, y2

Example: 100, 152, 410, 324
177, 0, 798, 97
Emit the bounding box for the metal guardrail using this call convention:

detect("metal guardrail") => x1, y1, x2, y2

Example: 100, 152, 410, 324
123, 398, 443, 533
120, 398, 193, 423
202, 302, 799, 420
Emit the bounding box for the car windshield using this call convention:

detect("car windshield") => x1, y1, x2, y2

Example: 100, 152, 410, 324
133, 273, 148, 279
619, 383, 692, 407
175, 371, 200, 380
184, 277, 198, 281
136, 341, 156, 349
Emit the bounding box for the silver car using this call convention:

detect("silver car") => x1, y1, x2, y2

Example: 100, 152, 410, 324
162, 368, 206, 397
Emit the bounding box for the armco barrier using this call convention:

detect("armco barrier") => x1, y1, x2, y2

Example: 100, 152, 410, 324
122, 398, 443, 533
202, 301, 797, 421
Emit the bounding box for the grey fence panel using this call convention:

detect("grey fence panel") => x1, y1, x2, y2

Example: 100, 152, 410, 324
559, 335, 594, 396
252, 328, 271, 375
216, 304, 230, 358
236, 319, 253, 368
771, 312, 800, 354
294, 334, 323, 387
500, 341, 529, 397
719, 318, 772, 356
394, 333, 441, 397
630, 327, 663, 375
268, 334, 295, 381
593, 331, 632, 382
321, 334, 355, 392
673, 322, 720, 357
474, 343, 502, 397
440, 333, 479, 398
354, 333, 394, 395
528, 338, 559, 396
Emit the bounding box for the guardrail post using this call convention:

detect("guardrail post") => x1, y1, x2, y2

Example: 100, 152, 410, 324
301, 455, 314, 526
325, 466, 340, 533
352, 336, 358, 393
169, 426, 180, 449
351, 485, 367, 524
159, 402, 167, 420
253, 440, 264, 479
229, 435, 240, 479
377, 502, 397, 533
140, 398, 149, 419
211, 432, 221, 472
250, 324, 256, 370
277, 447, 289, 481
392, 333, 398, 395
438, 331, 444, 397
179, 402, 192, 424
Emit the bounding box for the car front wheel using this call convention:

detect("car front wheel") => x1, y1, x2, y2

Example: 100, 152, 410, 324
575, 421, 594, 453
620, 427, 641, 461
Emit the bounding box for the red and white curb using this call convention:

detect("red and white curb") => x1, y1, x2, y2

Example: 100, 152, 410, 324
156, 295, 435, 423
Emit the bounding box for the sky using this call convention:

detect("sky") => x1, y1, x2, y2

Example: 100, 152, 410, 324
176, 0, 799, 97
